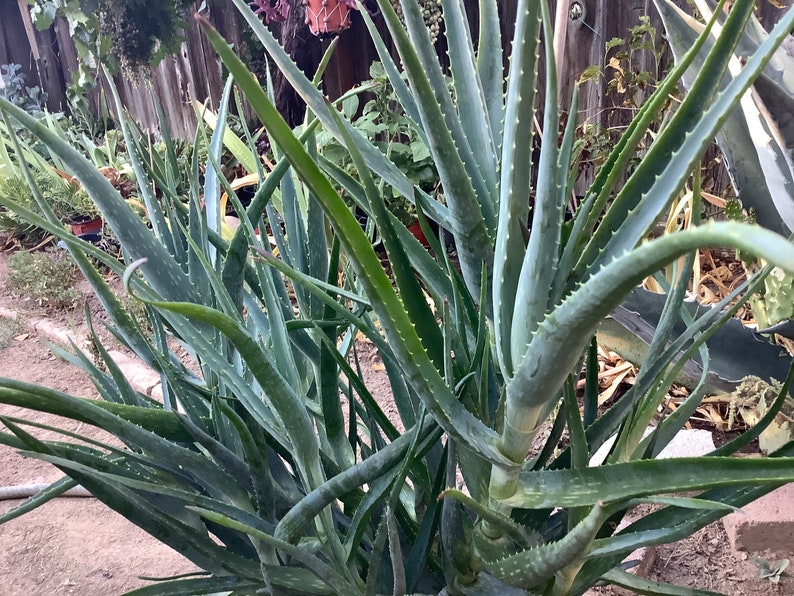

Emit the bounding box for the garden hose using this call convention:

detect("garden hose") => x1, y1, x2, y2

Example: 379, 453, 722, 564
0, 484, 92, 500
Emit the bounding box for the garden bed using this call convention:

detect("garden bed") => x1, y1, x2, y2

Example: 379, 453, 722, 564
0, 250, 789, 594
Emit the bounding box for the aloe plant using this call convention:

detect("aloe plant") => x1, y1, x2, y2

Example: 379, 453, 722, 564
1, 0, 794, 594
656, 0, 794, 334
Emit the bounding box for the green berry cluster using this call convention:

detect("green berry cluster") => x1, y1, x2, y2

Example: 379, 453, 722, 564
389, 0, 443, 44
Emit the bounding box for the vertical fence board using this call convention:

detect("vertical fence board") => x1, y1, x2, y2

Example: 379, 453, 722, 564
1, 0, 792, 176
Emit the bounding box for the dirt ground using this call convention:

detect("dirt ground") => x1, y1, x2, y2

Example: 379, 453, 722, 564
0, 252, 197, 594
0, 250, 790, 595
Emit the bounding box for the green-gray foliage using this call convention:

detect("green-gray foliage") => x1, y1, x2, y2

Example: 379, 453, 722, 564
7, 249, 80, 309
656, 0, 794, 329
0, 0, 794, 594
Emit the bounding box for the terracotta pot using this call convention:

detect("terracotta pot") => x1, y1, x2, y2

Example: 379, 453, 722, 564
303, 0, 352, 36
70, 216, 103, 236
408, 221, 430, 248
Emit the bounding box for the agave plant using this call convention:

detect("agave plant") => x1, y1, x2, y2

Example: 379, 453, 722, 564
1, 0, 794, 594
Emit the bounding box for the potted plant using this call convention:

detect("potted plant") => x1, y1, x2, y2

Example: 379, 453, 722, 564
302, 0, 353, 36
49, 171, 102, 236
249, 0, 353, 36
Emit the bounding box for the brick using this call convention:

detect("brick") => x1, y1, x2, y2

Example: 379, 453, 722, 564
722, 484, 794, 556
34, 318, 79, 346
107, 350, 160, 395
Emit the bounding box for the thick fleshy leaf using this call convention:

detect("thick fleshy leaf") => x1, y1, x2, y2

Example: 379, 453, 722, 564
500, 457, 794, 508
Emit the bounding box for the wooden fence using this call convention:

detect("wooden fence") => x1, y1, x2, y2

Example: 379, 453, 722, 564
1, 0, 791, 141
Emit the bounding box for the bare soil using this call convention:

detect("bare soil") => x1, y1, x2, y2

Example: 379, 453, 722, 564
0, 252, 196, 594
0, 250, 790, 595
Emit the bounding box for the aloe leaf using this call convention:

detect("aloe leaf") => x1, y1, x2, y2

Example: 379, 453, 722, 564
476, 0, 505, 150
189, 507, 358, 593
385, 0, 496, 224
0, 476, 84, 524
511, 0, 566, 365
442, 489, 541, 549
214, 399, 277, 523
356, 4, 423, 137
124, 576, 267, 596
441, 0, 499, 191
2, 421, 259, 578
277, 420, 441, 543
626, 495, 739, 512
484, 503, 603, 589
0, 99, 197, 305
375, 0, 495, 296
319, 155, 453, 301
200, 19, 510, 467
601, 567, 723, 595
226, 0, 424, 212
0, 381, 192, 440
557, 273, 764, 471
493, 0, 542, 376
203, 77, 235, 266
504, 222, 794, 461
567, 0, 728, 276
333, 108, 444, 367
123, 286, 323, 487
195, 98, 259, 175
656, 0, 794, 235
4, 398, 249, 506
578, 444, 794, 589
104, 75, 177, 254
500, 456, 794, 509
152, 92, 181, 193
405, 451, 446, 593
590, 0, 794, 273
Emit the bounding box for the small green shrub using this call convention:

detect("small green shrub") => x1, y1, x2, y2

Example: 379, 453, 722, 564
7, 249, 80, 310
0, 316, 20, 350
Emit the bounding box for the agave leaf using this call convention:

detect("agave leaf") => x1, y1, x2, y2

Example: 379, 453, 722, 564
605, 287, 793, 389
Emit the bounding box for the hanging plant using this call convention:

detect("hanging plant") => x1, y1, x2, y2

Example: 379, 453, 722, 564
98, 0, 196, 78
251, 0, 355, 36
